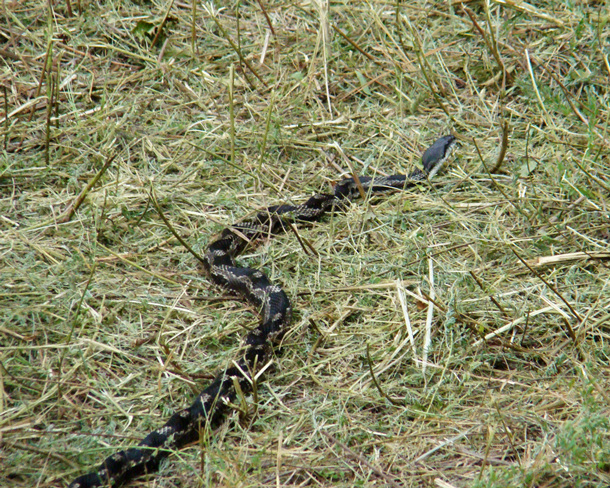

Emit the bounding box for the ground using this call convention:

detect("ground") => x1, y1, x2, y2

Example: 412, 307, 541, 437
1, 1, 610, 487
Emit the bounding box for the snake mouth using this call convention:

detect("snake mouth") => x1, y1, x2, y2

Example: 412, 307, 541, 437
422, 134, 458, 180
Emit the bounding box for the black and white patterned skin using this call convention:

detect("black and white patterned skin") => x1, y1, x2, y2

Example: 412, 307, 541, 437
69, 134, 457, 488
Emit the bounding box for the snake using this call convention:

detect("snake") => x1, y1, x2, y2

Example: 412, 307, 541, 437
69, 134, 457, 487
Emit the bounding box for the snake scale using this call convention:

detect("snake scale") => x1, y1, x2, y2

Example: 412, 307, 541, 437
69, 134, 457, 487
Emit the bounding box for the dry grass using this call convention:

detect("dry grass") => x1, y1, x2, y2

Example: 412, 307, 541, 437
2, 1, 610, 487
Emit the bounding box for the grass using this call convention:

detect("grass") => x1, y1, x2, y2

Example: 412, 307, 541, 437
1, 1, 609, 487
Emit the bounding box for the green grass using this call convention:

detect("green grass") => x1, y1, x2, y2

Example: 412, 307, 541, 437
1, 1, 609, 487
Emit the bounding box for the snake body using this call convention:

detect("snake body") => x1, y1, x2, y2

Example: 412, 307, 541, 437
69, 134, 457, 487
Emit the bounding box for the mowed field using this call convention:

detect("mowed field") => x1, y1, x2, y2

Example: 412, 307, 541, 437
1, 1, 609, 487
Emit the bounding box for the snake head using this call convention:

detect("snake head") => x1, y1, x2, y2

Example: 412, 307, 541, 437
422, 134, 457, 179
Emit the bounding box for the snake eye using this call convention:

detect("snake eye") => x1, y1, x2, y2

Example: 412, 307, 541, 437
421, 135, 457, 178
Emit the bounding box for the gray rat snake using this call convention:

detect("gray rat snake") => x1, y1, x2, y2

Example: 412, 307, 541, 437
69, 134, 457, 487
